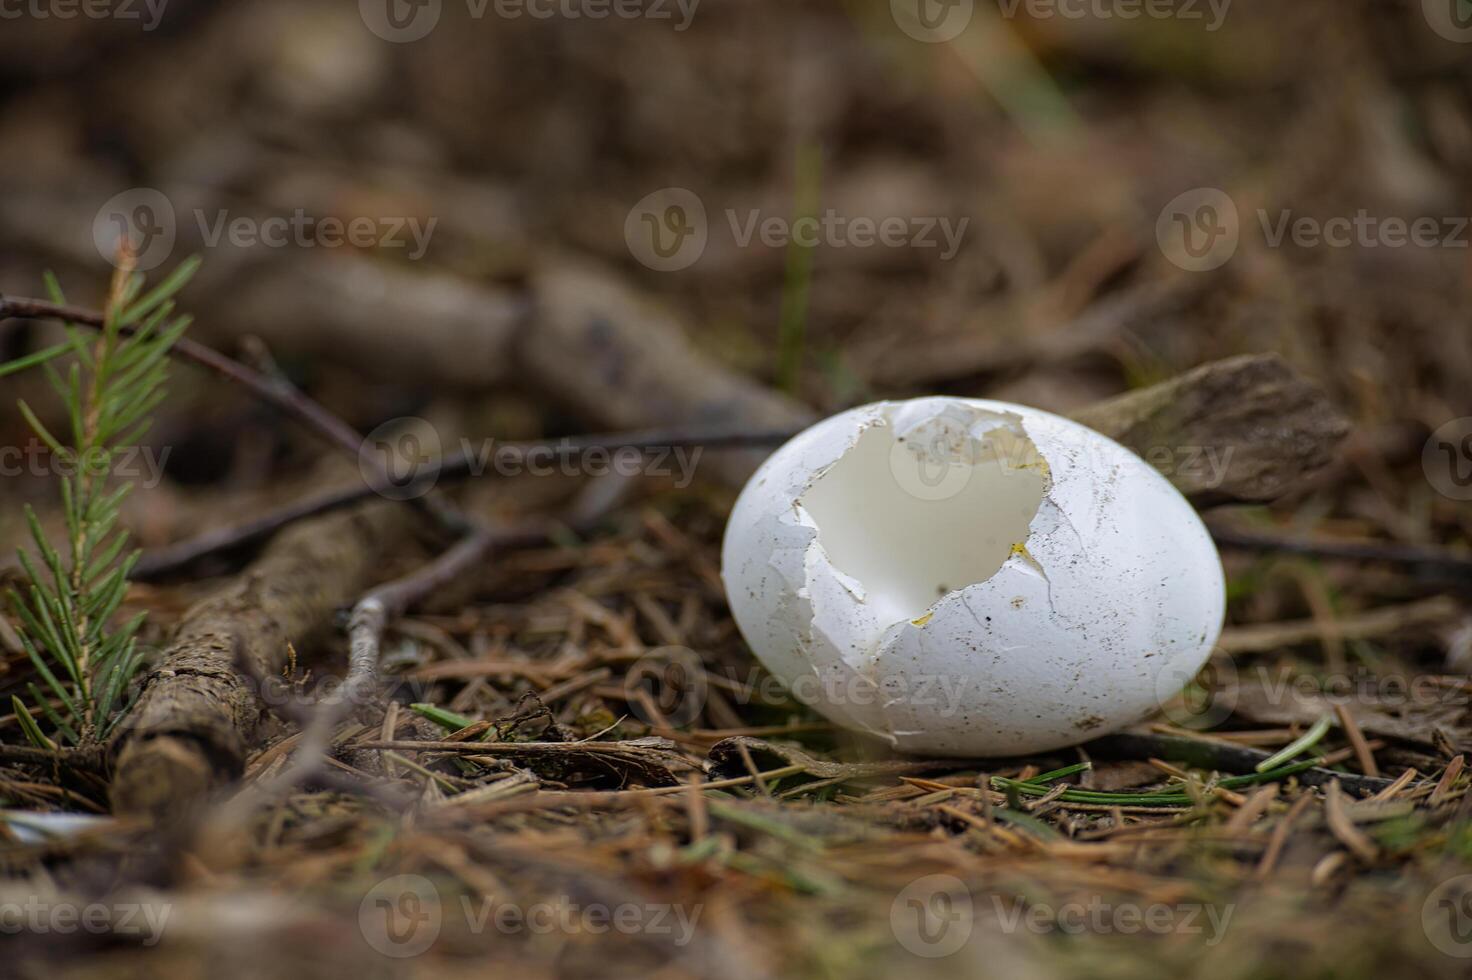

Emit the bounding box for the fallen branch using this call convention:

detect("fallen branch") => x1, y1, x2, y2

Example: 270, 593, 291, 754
0, 294, 367, 460
525, 262, 817, 485
131, 426, 796, 580
0, 295, 480, 540
108, 499, 415, 818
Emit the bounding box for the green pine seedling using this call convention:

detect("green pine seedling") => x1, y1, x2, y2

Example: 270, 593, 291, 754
3, 252, 199, 747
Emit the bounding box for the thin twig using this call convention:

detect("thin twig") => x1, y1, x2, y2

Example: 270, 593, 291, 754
1324, 779, 1380, 863
1255, 790, 1314, 879
1210, 523, 1472, 585
0, 294, 367, 459
1, 293, 476, 542
1333, 704, 1379, 778
131, 427, 794, 580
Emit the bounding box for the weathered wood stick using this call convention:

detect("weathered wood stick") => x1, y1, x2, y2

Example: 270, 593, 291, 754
109, 501, 414, 818
529, 263, 1347, 501
524, 262, 817, 485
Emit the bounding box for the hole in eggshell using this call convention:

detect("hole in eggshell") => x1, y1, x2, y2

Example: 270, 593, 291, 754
797, 401, 1050, 627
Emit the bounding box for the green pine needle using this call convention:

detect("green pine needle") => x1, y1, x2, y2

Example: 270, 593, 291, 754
3, 258, 198, 746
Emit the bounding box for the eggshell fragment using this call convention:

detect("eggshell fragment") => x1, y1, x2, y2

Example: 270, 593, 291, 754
721, 396, 1225, 757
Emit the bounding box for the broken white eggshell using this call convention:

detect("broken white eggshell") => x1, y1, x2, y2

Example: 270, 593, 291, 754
721, 397, 1225, 757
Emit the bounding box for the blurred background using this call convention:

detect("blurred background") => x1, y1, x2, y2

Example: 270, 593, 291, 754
0, 0, 1468, 549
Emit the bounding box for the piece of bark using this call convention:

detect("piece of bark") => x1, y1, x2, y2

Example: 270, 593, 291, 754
524, 262, 816, 485
1069, 353, 1350, 505
109, 501, 415, 818
527, 265, 1341, 501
